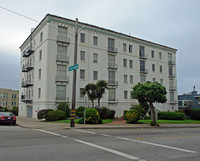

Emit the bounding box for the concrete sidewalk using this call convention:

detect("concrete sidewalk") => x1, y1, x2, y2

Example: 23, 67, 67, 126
16, 116, 200, 130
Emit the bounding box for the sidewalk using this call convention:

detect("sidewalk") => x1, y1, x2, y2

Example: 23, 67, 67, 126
16, 116, 200, 130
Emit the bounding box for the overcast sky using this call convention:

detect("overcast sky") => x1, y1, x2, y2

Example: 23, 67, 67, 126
0, 0, 200, 94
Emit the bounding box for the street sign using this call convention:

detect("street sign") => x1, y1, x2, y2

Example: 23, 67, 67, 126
68, 64, 79, 71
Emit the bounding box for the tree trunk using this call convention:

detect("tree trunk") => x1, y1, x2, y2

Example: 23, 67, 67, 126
150, 103, 157, 126
92, 100, 94, 108
98, 98, 100, 108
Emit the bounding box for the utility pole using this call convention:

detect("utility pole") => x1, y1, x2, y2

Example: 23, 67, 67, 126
71, 18, 78, 127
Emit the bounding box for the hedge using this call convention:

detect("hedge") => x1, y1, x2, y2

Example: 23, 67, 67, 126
46, 110, 66, 121
158, 112, 184, 120
191, 109, 200, 120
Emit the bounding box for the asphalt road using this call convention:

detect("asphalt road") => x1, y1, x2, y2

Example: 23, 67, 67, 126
0, 125, 200, 161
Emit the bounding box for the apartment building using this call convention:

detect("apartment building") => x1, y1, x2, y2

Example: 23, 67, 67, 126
19, 14, 178, 118
0, 88, 19, 110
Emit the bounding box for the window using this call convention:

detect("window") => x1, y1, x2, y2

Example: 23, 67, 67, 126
151, 50, 154, 58
80, 51, 85, 61
123, 59, 127, 67
12, 94, 16, 98
129, 45, 132, 53
124, 91, 128, 99
123, 43, 127, 52
140, 75, 146, 83
170, 92, 174, 102
80, 88, 85, 98
93, 71, 98, 80
57, 45, 67, 61
93, 36, 98, 45
39, 69, 41, 79
80, 33, 85, 43
108, 71, 115, 84
80, 69, 85, 79
38, 88, 41, 98
39, 50, 42, 61
160, 79, 163, 85
168, 53, 172, 61
178, 100, 183, 106
57, 65, 67, 80
152, 64, 155, 72
58, 26, 68, 42
139, 46, 145, 57
169, 66, 173, 76
159, 52, 162, 59
56, 85, 66, 100
109, 88, 115, 101
108, 55, 115, 67
40, 32, 43, 42
160, 65, 162, 73
124, 75, 128, 83
153, 78, 156, 82
140, 60, 145, 72
169, 79, 174, 88
93, 53, 98, 63
130, 75, 133, 84
108, 38, 115, 51
129, 60, 133, 68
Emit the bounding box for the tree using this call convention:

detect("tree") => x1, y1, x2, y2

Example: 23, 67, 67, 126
84, 83, 97, 108
131, 81, 167, 126
96, 80, 108, 107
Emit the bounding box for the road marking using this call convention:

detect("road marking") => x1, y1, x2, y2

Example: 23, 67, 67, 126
101, 134, 112, 137
117, 136, 131, 141
73, 129, 96, 134
74, 139, 145, 161
35, 129, 145, 161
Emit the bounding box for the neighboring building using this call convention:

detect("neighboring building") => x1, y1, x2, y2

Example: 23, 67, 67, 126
19, 14, 178, 118
0, 88, 19, 110
178, 87, 200, 109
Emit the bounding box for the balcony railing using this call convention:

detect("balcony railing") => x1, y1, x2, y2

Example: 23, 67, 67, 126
57, 36, 70, 44
56, 55, 69, 63
108, 47, 118, 53
108, 98, 118, 103
168, 60, 175, 65
21, 95, 33, 104
108, 63, 118, 70
108, 80, 118, 86
21, 80, 33, 88
139, 54, 148, 59
22, 63, 34, 72
56, 96, 67, 101
169, 86, 176, 91
169, 73, 175, 78
170, 100, 177, 104
140, 69, 148, 74
55, 76, 69, 82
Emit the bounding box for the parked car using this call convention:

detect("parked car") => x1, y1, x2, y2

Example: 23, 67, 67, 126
0, 112, 16, 125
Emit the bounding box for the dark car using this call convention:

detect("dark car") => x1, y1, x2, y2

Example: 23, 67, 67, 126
0, 112, 16, 125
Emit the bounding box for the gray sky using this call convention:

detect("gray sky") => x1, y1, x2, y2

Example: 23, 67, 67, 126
0, 0, 200, 94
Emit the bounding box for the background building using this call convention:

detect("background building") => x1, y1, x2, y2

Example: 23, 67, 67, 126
19, 14, 178, 118
0, 88, 19, 110
178, 86, 200, 109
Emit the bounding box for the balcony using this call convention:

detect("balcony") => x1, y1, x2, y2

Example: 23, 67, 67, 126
21, 80, 33, 88
108, 80, 118, 86
170, 100, 177, 104
168, 60, 175, 65
56, 55, 69, 63
55, 76, 69, 83
21, 95, 33, 104
139, 54, 148, 59
140, 69, 148, 74
169, 86, 176, 91
57, 36, 70, 45
55, 96, 68, 102
23, 46, 34, 57
108, 47, 118, 54
169, 73, 175, 78
108, 63, 118, 70
22, 63, 34, 72
108, 98, 118, 104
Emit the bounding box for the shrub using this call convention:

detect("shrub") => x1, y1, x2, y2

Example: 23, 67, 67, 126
76, 106, 85, 118
123, 110, 128, 120
0, 107, 8, 112
46, 110, 66, 121
57, 103, 70, 118
108, 110, 115, 119
12, 106, 18, 116
125, 110, 140, 123
158, 112, 184, 120
130, 104, 146, 119
84, 108, 102, 124
190, 108, 200, 120
183, 107, 192, 116
37, 109, 53, 120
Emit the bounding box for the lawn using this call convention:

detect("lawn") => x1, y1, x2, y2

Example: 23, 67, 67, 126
48, 119, 113, 124
138, 119, 200, 124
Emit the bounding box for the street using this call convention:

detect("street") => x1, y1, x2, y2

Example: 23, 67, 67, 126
0, 126, 200, 161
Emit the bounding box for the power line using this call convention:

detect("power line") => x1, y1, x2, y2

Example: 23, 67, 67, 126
0, 5, 39, 23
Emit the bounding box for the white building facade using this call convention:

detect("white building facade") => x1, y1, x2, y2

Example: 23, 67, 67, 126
19, 14, 178, 118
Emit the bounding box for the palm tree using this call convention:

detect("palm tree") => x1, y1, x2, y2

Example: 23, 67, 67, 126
96, 80, 108, 107
84, 83, 97, 108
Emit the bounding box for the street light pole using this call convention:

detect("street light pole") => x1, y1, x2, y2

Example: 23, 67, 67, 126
70, 18, 78, 127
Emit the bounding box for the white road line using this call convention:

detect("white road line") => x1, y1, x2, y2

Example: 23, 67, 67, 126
73, 129, 96, 134
117, 136, 131, 141
74, 139, 145, 161
35, 129, 61, 136
101, 134, 112, 137
133, 139, 197, 154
